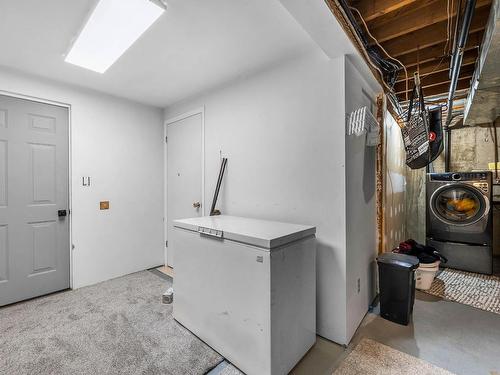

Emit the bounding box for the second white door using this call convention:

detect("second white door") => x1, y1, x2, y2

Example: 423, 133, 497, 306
166, 112, 202, 267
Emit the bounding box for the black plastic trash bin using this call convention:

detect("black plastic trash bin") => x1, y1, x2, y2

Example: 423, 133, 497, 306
377, 253, 419, 325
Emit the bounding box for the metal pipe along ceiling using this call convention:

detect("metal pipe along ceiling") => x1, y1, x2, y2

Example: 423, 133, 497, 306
445, 0, 476, 172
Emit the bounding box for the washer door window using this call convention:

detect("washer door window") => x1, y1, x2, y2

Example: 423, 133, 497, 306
432, 185, 486, 225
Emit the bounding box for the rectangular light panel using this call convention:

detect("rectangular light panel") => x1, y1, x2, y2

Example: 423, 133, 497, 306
65, 0, 164, 73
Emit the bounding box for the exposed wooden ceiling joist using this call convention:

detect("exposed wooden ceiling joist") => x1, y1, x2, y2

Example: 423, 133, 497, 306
350, 0, 419, 22
396, 77, 471, 100
396, 50, 478, 82
394, 64, 475, 93
327, 0, 492, 115
369, 0, 490, 43
397, 30, 484, 68
379, 5, 490, 57
422, 89, 469, 103
366, 0, 439, 28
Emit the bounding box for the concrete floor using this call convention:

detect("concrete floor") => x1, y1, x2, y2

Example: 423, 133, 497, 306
211, 290, 500, 375
350, 292, 500, 375
292, 257, 500, 375
293, 291, 500, 375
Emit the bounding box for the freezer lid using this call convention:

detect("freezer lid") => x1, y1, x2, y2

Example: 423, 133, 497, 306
173, 215, 316, 250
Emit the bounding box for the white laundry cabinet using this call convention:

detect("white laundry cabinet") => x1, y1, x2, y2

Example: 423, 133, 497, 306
172, 215, 316, 375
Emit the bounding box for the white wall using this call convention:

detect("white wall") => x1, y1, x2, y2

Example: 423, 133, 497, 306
0, 67, 165, 288
165, 51, 349, 344
344, 57, 380, 343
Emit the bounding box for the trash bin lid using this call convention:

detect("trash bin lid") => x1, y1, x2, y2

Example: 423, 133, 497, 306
377, 253, 419, 269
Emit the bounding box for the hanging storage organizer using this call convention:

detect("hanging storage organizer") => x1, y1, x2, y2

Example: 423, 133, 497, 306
346, 106, 379, 147
401, 72, 444, 169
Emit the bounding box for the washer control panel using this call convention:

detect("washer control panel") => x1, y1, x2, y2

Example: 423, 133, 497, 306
430, 171, 491, 181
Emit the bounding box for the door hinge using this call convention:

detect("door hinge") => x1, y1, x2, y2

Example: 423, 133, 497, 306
166, 241, 168, 247
165, 136, 168, 143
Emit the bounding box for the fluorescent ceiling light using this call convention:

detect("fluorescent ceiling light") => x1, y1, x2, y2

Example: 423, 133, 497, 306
65, 0, 165, 73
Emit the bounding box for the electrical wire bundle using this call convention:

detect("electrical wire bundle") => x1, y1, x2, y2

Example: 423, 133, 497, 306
337, 0, 408, 121
341, 1, 404, 87
337, 0, 460, 127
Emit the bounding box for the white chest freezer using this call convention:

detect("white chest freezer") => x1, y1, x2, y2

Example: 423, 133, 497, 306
172, 215, 316, 375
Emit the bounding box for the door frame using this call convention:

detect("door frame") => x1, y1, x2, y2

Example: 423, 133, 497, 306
0, 89, 73, 289
164, 107, 205, 266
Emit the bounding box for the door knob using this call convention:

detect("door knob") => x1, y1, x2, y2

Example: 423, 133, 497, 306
58, 209, 67, 217
193, 202, 201, 208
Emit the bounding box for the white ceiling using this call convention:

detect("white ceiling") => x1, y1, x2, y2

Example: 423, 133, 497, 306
0, 0, 317, 107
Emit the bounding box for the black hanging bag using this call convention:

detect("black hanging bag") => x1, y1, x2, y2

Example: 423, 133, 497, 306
402, 80, 431, 169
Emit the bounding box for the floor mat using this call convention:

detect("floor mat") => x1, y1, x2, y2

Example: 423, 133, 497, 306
0, 271, 222, 375
332, 338, 454, 375
423, 268, 500, 315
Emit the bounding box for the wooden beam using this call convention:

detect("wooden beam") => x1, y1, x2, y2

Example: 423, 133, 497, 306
394, 64, 474, 93
366, 0, 438, 27
429, 75, 473, 88
420, 89, 469, 102
396, 74, 473, 94
352, 0, 419, 22
370, 0, 490, 43
420, 89, 469, 103
396, 50, 478, 82
395, 77, 471, 99
396, 30, 484, 67
375, 95, 385, 255
451, 104, 465, 112
380, 5, 490, 57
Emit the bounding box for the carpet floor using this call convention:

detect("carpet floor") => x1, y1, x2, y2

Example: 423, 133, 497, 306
424, 268, 500, 315
0, 271, 223, 375
332, 338, 454, 375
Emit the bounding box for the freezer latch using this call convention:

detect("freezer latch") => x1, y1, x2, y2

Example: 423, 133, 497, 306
198, 226, 224, 239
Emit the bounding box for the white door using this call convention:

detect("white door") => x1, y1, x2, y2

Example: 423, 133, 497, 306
0, 95, 70, 306
166, 112, 202, 267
